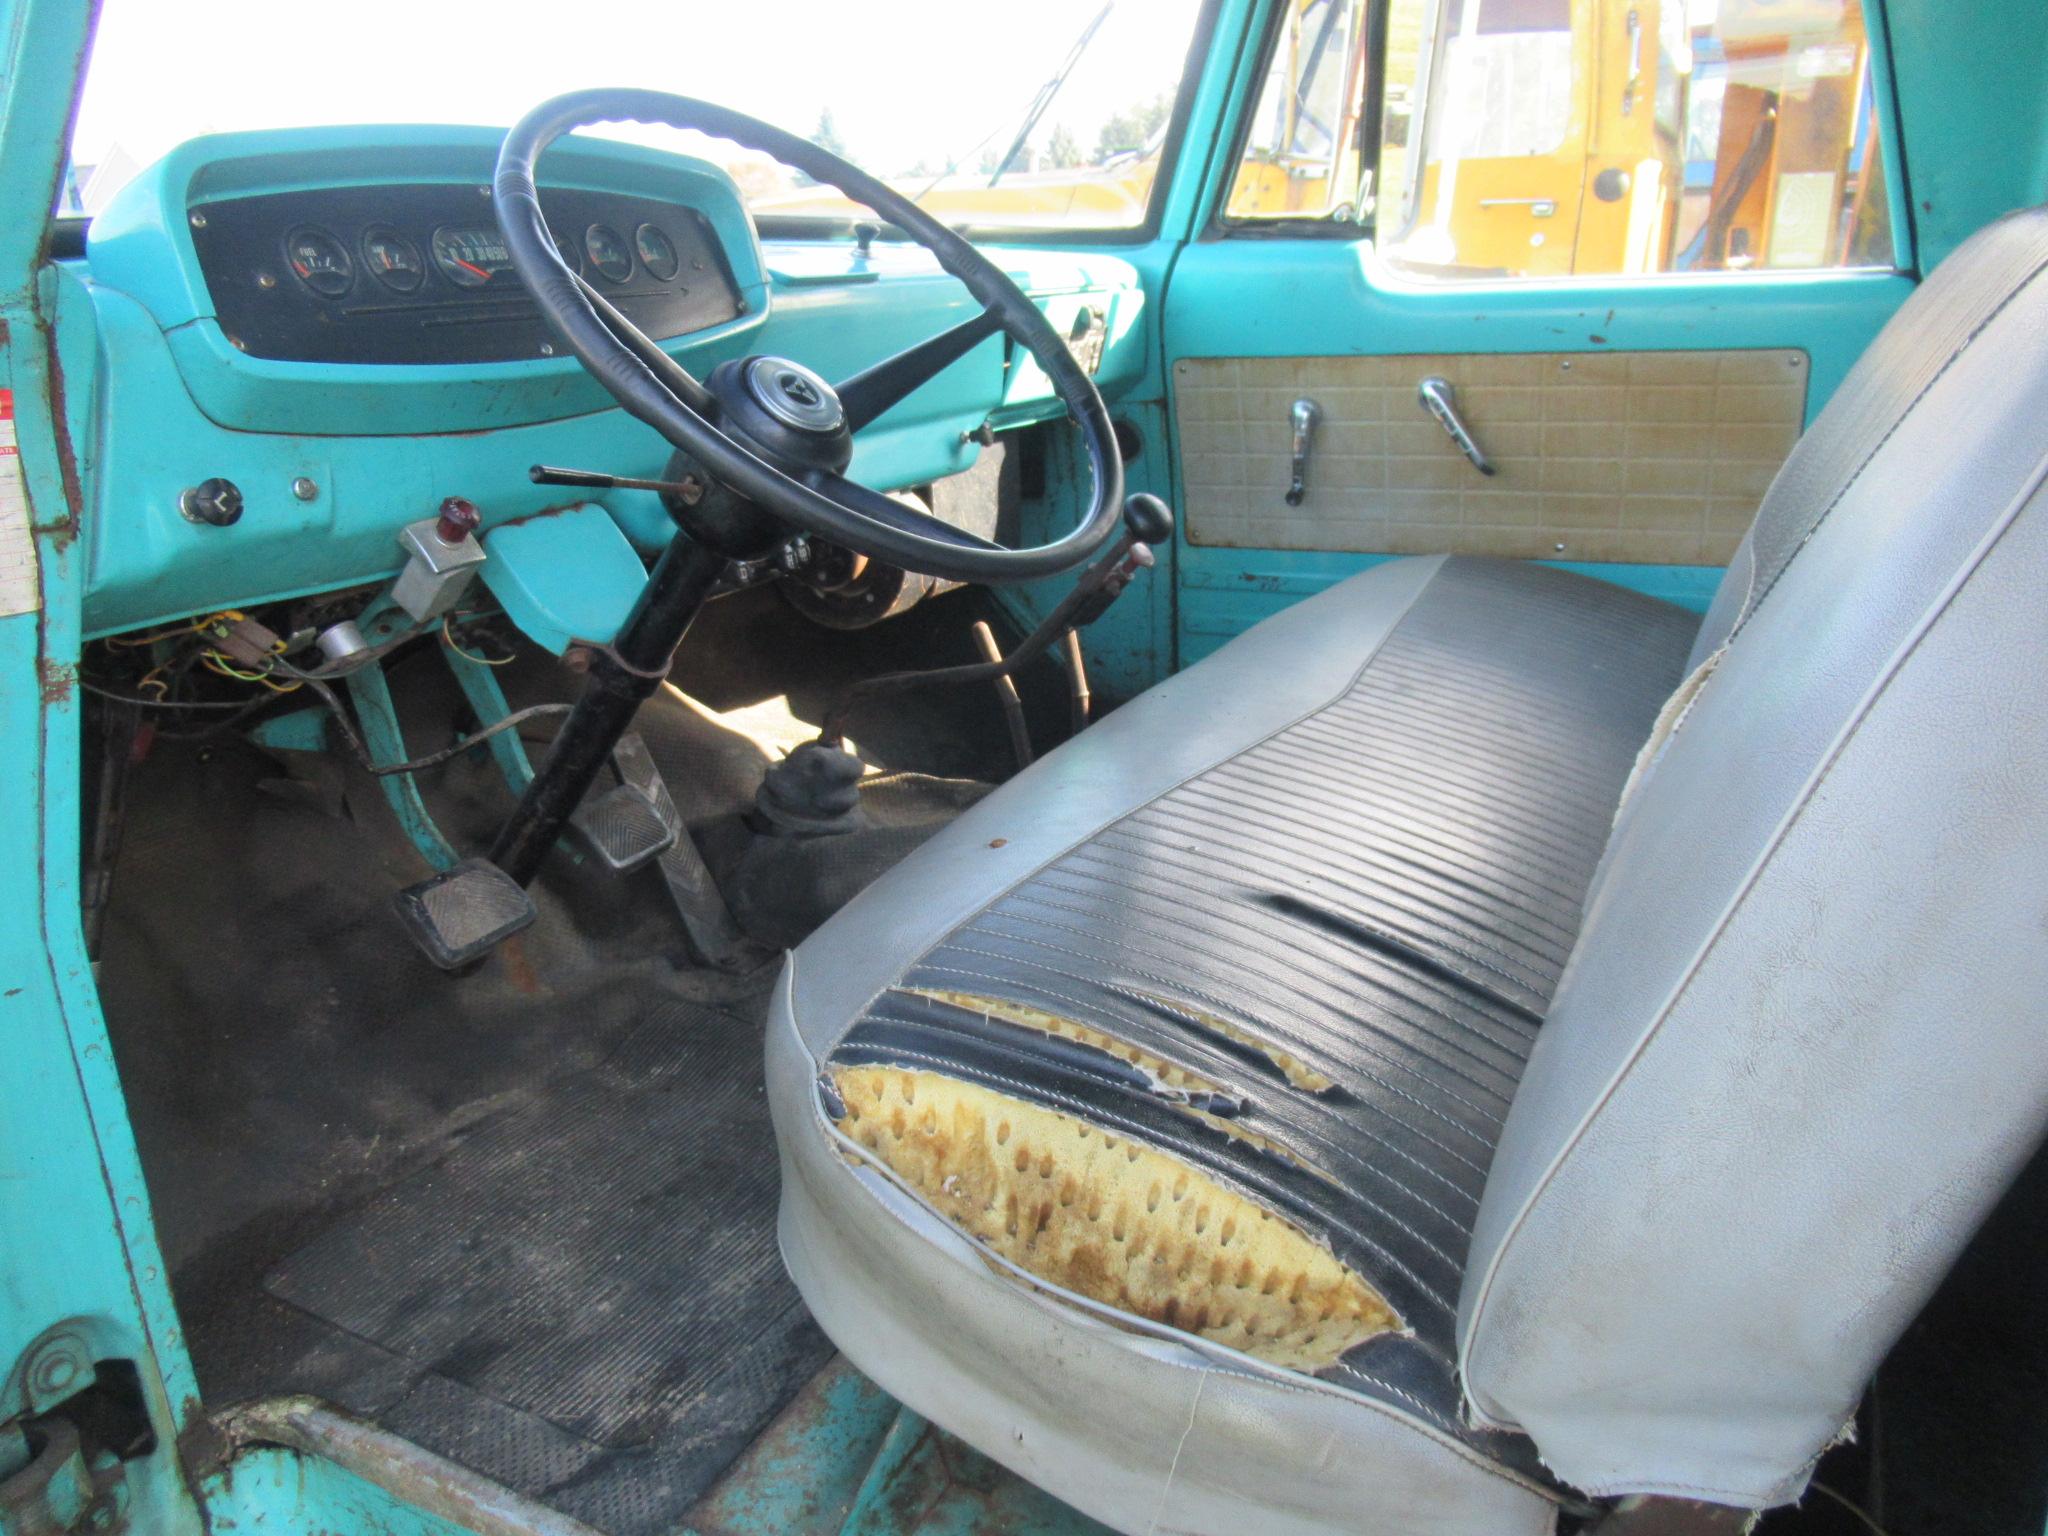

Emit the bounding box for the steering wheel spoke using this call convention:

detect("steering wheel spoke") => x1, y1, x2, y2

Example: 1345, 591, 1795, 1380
805, 472, 1006, 554
835, 308, 1006, 433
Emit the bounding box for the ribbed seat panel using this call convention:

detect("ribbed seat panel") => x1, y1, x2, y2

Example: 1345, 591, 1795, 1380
826, 557, 1696, 1481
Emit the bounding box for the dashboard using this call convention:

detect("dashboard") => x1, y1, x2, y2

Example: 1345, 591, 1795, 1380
62, 126, 1148, 640
191, 183, 743, 365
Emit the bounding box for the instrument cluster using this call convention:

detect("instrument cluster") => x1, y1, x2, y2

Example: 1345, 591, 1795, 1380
191, 181, 744, 366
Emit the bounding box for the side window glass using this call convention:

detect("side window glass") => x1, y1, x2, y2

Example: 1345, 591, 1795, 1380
1225, 0, 1375, 221
1373, 0, 1895, 280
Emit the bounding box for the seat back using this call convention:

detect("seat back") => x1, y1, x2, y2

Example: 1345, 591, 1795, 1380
1457, 207, 2048, 1508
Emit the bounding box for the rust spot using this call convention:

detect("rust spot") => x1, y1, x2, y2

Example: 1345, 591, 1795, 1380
175, 1396, 230, 1484
495, 499, 588, 529
499, 935, 544, 996
38, 658, 74, 704
988, 837, 1008, 848
36, 309, 84, 548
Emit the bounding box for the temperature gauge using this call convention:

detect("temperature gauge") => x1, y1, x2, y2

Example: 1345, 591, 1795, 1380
584, 224, 633, 283
431, 225, 514, 289
283, 226, 354, 298
361, 227, 426, 293
633, 223, 680, 282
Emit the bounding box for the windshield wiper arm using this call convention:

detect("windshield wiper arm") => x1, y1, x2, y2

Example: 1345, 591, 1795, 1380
988, 1, 1114, 189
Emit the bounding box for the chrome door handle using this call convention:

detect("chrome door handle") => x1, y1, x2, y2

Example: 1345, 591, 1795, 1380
1417, 376, 1496, 476
1477, 197, 1558, 216
1286, 397, 1321, 506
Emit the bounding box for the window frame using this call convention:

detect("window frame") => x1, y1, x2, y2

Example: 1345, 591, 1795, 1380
749, 0, 1230, 250
1212, 0, 1390, 240
1209, 0, 1914, 280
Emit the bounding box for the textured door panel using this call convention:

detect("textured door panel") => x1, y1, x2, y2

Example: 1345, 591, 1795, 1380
1176, 349, 1806, 565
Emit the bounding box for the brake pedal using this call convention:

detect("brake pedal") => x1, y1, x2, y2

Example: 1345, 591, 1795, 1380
394, 858, 537, 971
568, 783, 678, 873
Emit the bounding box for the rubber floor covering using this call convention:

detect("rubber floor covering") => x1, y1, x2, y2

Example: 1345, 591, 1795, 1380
265, 999, 833, 1532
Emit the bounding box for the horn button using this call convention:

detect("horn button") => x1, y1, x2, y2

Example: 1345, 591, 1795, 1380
744, 356, 846, 434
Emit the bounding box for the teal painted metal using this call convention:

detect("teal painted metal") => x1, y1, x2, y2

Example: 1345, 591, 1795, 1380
442, 642, 536, 797
197, 1446, 500, 1536
85, 126, 773, 436
343, 657, 460, 870
1882, 0, 2048, 274
0, 7, 205, 1535
482, 502, 648, 655
245, 704, 329, 754
69, 212, 1146, 641
1151, 0, 1920, 661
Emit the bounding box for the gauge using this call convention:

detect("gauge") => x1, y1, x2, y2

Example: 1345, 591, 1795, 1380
283, 226, 353, 298
633, 223, 680, 282
360, 227, 425, 293
555, 232, 583, 274
584, 224, 633, 283
431, 225, 513, 289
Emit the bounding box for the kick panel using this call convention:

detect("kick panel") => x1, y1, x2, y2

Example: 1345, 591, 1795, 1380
1175, 350, 1807, 566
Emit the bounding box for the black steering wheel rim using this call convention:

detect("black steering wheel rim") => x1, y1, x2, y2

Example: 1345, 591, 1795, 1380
494, 89, 1125, 584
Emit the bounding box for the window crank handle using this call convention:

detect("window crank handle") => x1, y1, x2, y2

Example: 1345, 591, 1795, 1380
1417, 376, 1496, 476
1286, 397, 1321, 507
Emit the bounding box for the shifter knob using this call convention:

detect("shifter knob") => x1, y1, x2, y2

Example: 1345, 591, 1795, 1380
1122, 493, 1175, 547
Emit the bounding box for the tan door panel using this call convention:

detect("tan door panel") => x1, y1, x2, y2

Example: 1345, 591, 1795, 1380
1175, 350, 1806, 565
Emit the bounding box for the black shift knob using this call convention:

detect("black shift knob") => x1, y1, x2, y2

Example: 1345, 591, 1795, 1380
1122, 493, 1175, 546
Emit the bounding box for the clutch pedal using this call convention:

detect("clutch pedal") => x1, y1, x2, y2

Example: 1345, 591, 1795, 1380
394, 858, 537, 971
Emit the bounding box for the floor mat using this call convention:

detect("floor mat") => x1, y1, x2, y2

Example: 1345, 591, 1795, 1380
264, 1000, 832, 1516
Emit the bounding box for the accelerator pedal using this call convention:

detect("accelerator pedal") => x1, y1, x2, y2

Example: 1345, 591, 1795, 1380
394, 857, 537, 971
598, 733, 751, 969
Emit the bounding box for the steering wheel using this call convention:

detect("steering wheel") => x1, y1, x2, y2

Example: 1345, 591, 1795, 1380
494, 89, 1126, 585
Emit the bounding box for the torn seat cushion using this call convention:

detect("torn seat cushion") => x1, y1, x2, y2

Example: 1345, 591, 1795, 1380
768, 554, 1698, 1536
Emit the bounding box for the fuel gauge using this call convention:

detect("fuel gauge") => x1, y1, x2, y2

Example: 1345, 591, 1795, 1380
361, 227, 426, 293
283, 226, 354, 297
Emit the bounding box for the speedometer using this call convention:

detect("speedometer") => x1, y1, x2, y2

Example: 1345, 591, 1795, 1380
430, 225, 513, 289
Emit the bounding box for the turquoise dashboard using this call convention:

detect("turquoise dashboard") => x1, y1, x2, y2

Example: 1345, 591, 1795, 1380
62, 126, 1147, 638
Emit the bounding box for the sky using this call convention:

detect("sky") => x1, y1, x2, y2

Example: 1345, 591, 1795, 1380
69, 0, 1207, 212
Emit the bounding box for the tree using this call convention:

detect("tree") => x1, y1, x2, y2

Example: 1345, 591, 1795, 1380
1094, 92, 1173, 161
1046, 123, 1083, 169
810, 108, 853, 164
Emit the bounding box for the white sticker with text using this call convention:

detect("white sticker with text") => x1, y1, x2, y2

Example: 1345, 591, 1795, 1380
0, 389, 41, 617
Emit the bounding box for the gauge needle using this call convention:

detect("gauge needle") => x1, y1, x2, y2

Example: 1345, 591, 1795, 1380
452, 255, 492, 282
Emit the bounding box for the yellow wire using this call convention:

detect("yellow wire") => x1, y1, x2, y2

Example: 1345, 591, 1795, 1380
200, 648, 300, 694
441, 616, 513, 667
105, 608, 243, 649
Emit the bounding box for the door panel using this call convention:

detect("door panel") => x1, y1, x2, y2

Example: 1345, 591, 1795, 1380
1176, 346, 1805, 563
1161, 234, 1909, 658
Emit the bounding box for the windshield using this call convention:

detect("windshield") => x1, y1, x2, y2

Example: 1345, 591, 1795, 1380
65, 0, 1210, 232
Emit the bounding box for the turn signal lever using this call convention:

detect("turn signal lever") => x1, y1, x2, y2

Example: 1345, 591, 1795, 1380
813, 493, 1175, 752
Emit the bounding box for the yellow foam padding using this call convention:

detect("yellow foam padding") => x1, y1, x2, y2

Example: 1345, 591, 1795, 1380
831, 1064, 1400, 1371
903, 988, 1227, 1096
1130, 990, 1336, 1094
